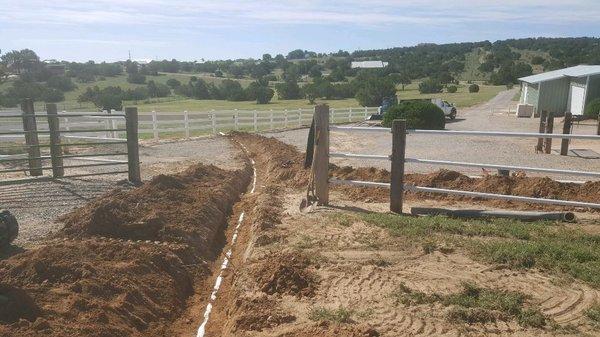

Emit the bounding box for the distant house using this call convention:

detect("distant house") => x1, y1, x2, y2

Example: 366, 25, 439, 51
519, 65, 600, 116
351, 61, 388, 69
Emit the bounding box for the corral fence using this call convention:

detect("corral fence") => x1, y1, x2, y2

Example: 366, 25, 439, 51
0, 99, 140, 184
307, 105, 600, 212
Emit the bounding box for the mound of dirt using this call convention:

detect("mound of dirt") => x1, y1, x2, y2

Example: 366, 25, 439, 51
279, 324, 379, 337
255, 253, 318, 298
231, 133, 310, 187
233, 295, 296, 332
59, 163, 252, 260
0, 239, 195, 336
0, 163, 253, 337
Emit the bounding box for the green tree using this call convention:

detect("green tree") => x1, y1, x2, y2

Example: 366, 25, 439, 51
354, 77, 396, 107
46, 76, 76, 92
469, 83, 480, 93
127, 72, 146, 84
418, 78, 443, 94
275, 80, 302, 100
166, 78, 181, 88
42, 88, 65, 103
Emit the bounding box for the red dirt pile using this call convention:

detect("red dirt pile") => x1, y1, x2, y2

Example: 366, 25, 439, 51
232, 295, 296, 332
0, 163, 252, 337
231, 132, 310, 187
59, 163, 252, 260
254, 253, 318, 298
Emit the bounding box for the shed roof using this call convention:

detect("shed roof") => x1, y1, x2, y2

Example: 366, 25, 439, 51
351, 61, 388, 69
519, 65, 600, 84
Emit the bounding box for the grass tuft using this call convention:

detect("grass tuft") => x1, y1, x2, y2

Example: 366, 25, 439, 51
308, 307, 354, 323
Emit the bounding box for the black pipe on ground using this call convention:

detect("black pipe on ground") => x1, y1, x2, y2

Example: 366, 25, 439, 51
410, 207, 576, 222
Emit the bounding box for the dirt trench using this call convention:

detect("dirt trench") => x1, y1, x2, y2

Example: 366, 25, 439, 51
0, 162, 252, 337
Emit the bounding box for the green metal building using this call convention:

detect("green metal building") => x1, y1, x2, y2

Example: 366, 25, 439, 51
519, 65, 600, 116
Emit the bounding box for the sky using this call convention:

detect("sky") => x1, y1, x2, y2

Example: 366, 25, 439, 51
1, 0, 599, 62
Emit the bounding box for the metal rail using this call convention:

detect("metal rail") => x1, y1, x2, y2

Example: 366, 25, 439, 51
329, 178, 600, 209
0, 113, 125, 118
407, 129, 600, 140
0, 129, 126, 135
0, 161, 126, 174
62, 135, 124, 142
330, 126, 600, 140
405, 185, 600, 209
330, 152, 389, 160
404, 158, 600, 178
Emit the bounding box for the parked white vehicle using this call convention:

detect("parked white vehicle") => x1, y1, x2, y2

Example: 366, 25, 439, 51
431, 98, 457, 120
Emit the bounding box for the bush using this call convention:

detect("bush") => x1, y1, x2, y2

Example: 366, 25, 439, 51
127, 73, 146, 84
46, 76, 76, 92
584, 98, 600, 119
469, 84, 480, 93
166, 78, 181, 88
447, 85, 458, 93
42, 88, 65, 102
255, 86, 274, 104
418, 78, 443, 94
383, 101, 445, 130
275, 80, 302, 100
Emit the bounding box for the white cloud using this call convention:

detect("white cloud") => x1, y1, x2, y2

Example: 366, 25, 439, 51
1, 0, 599, 28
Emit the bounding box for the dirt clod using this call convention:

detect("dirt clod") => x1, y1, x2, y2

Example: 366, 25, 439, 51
255, 253, 317, 298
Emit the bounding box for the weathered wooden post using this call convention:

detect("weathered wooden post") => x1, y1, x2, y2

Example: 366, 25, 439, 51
46, 103, 64, 177
21, 98, 43, 176
536, 110, 548, 153
597, 113, 600, 136
560, 112, 573, 156
151, 110, 158, 140
125, 107, 141, 184
544, 112, 554, 154
390, 119, 406, 214
313, 104, 329, 205
184, 110, 190, 138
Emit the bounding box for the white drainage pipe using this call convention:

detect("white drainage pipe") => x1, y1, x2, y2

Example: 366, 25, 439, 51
196, 140, 256, 337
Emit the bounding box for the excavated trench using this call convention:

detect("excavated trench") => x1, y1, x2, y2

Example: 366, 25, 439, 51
0, 162, 253, 337
2, 132, 599, 337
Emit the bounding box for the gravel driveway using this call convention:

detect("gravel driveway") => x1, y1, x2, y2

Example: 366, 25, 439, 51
266, 88, 600, 181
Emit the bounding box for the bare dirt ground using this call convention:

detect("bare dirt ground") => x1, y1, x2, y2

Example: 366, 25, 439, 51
266, 89, 600, 181
1, 132, 599, 337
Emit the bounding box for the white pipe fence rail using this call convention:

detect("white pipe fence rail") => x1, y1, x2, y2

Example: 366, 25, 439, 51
326, 121, 600, 211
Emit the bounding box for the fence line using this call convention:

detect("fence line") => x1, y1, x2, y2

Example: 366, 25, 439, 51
0, 101, 140, 184
310, 107, 600, 212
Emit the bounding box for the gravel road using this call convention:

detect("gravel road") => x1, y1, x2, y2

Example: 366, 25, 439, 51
2, 136, 243, 247
266, 88, 600, 181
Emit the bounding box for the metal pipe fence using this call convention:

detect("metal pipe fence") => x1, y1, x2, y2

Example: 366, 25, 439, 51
320, 111, 600, 211
0, 99, 140, 184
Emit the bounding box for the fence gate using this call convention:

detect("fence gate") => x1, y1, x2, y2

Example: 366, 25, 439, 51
0, 99, 140, 184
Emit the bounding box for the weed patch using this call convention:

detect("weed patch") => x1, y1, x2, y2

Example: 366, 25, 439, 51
361, 213, 600, 288
391, 282, 546, 327
586, 303, 600, 327
308, 307, 354, 323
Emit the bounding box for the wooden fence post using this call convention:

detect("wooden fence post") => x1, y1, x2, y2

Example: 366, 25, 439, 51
125, 107, 141, 184
46, 103, 64, 178
284, 110, 288, 128
544, 112, 554, 154
313, 104, 329, 205
234, 110, 239, 131
21, 98, 43, 176
390, 119, 406, 214
298, 109, 302, 127
597, 113, 600, 136
536, 110, 548, 153
560, 112, 573, 156
270, 110, 274, 130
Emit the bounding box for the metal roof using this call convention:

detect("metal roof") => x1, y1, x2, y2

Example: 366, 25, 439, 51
519, 65, 600, 84
351, 61, 389, 69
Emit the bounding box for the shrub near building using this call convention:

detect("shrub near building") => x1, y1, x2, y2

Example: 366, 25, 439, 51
383, 100, 445, 129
